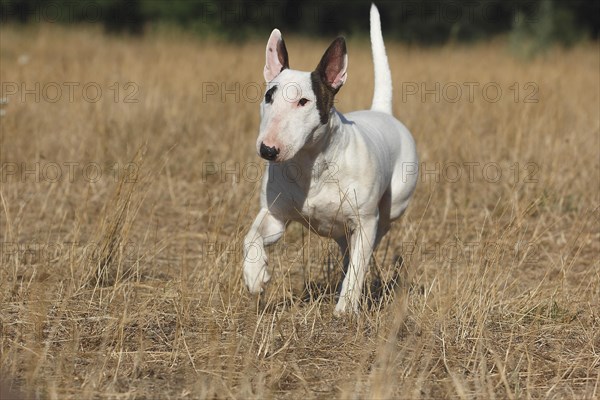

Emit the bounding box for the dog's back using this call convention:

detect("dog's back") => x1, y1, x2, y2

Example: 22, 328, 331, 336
344, 109, 418, 222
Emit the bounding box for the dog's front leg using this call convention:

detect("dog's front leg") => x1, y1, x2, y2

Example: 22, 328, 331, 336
243, 208, 285, 293
334, 217, 378, 315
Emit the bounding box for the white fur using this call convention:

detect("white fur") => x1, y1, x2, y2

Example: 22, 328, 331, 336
369, 4, 393, 114
243, 4, 419, 315
256, 70, 320, 161
264, 29, 286, 82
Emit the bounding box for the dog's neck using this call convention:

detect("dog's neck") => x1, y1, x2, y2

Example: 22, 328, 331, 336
286, 107, 348, 179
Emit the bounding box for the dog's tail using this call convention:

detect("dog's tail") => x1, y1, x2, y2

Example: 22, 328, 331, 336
369, 4, 392, 115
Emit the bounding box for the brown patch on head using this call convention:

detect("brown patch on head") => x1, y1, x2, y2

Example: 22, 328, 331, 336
316, 37, 346, 88
311, 37, 347, 124
311, 71, 337, 124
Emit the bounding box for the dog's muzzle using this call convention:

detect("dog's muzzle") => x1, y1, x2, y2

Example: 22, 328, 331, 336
259, 142, 280, 161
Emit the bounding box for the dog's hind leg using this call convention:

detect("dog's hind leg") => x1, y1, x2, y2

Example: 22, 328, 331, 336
243, 208, 285, 293
334, 237, 350, 293
334, 216, 378, 315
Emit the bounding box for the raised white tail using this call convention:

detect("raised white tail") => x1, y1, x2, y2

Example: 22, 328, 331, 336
369, 4, 393, 114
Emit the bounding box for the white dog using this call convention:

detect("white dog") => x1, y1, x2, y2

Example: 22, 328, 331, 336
243, 4, 418, 315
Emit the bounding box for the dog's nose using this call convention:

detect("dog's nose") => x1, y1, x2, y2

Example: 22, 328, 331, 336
260, 142, 280, 161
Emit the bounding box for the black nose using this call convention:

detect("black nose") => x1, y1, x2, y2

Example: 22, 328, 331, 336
260, 142, 280, 161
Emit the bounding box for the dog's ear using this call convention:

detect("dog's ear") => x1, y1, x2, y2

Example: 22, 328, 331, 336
315, 37, 348, 91
264, 29, 289, 82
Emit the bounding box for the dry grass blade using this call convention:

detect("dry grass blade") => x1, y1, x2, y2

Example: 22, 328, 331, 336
88, 146, 147, 287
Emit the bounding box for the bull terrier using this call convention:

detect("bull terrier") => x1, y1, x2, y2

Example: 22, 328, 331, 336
243, 4, 418, 315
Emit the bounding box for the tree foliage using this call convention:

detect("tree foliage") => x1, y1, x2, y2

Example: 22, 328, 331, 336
1, 0, 597, 44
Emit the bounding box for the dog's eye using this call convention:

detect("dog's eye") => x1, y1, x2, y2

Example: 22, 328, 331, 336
298, 98, 309, 107
265, 86, 276, 104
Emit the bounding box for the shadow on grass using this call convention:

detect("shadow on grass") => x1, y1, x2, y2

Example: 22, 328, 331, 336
300, 256, 420, 311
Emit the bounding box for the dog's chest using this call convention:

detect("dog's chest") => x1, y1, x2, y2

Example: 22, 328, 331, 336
266, 165, 352, 237
292, 182, 352, 238
299, 184, 350, 236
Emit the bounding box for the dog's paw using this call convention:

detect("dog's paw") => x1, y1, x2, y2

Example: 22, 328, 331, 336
333, 298, 358, 317
333, 302, 346, 317
243, 260, 271, 294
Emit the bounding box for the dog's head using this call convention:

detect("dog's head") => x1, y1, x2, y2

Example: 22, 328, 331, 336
256, 29, 348, 162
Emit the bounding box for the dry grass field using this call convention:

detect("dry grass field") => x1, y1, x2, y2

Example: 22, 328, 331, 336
0, 24, 599, 399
